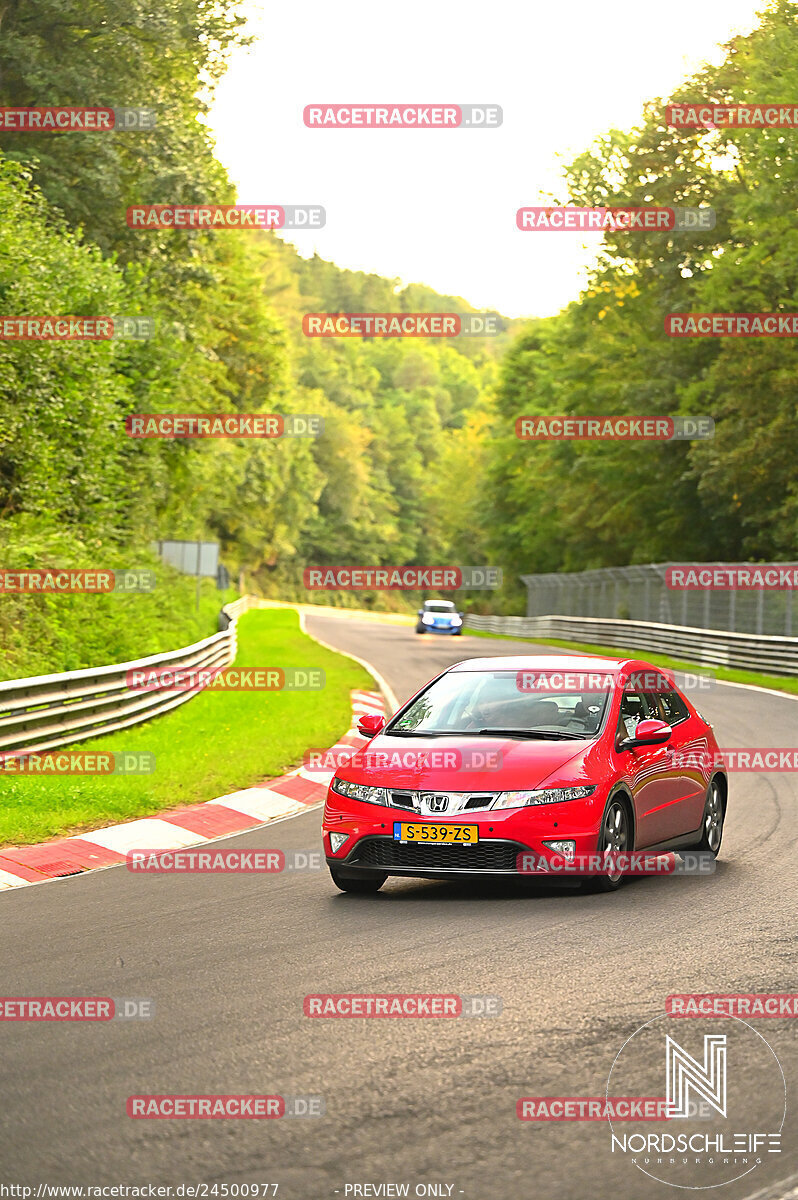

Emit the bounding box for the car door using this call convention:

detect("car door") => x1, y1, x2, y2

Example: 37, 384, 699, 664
614, 685, 673, 848
652, 686, 707, 837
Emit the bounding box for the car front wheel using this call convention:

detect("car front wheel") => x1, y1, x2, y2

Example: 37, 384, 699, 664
329, 865, 387, 893
584, 797, 630, 893
690, 779, 724, 857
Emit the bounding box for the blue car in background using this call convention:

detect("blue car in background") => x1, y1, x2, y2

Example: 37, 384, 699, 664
415, 599, 464, 635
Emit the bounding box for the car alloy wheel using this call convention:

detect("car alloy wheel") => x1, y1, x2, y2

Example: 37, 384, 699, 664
584, 797, 630, 892
696, 779, 724, 856
601, 800, 628, 878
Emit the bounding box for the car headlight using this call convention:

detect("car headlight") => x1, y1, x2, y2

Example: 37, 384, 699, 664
450, 616, 462, 626
331, 777, 389, 805
492, 785, 596, 810
422, 613, 434, 624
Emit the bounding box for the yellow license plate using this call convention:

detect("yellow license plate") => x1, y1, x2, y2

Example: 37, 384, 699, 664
394, 822, 479, 844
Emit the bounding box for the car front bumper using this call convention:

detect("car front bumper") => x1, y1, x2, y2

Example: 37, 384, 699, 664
327, 835, 533, 876
323, 790, 607, 877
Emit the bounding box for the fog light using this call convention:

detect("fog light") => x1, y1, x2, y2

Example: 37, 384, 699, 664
329, 832, 349, 853
543, 840, 575, 861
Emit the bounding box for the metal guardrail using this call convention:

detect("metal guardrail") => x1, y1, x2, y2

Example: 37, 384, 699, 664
465, 614, 798, 677
0, 595, 258, 757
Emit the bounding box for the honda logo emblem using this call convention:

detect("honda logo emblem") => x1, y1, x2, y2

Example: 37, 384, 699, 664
424, 794, 449, 813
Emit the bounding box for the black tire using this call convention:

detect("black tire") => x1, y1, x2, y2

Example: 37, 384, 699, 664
453, 629, 462, 636
583, 795, 631, 893
416, 625, 426, 634
688, 778, 725, 857
329, 865, 387, 893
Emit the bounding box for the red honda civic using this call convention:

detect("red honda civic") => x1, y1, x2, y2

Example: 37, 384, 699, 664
323, 656, 727, 894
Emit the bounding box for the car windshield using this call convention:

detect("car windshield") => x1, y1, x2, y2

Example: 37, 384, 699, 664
387, 670, 610, 738
424, 602, 455, 612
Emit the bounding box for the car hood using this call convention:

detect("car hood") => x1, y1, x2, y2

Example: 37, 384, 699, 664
340, 733, 596, 792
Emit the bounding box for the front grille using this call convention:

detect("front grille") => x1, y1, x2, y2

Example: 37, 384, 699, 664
386, 791, 498, 814
351, 837, 523, 872
463, 794, 495, 810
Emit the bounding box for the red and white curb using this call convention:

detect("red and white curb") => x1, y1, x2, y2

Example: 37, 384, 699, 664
0, 689, 385, 891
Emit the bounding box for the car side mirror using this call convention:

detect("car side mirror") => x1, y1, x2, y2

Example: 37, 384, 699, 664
357, 714, 385, 737
619, 718, 672, 751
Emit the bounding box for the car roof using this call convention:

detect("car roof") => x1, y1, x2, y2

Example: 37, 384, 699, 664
424, 599, 455, 606
448, 655, 645, 672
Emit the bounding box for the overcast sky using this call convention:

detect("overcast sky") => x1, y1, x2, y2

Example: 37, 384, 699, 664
207, 0, 766, 319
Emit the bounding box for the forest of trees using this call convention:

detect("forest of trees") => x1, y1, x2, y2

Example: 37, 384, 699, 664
487, 0, 798, 601
0, 0, 795, 650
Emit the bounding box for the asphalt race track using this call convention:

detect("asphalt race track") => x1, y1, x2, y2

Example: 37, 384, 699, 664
1, 613, 797, 1200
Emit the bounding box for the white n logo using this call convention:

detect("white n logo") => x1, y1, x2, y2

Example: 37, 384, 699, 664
666, 1034, 727, 1118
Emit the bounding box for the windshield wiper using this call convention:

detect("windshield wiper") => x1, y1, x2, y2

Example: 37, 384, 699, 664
384, 728, 451, 737
476, 728, 585, 740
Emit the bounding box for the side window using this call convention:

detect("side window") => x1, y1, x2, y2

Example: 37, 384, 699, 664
617, 689, 654, 742
659, 688, 690, 726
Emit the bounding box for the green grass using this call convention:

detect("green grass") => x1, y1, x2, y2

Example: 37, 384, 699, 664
0, 608, 374, 847
463, 626, 798, 696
